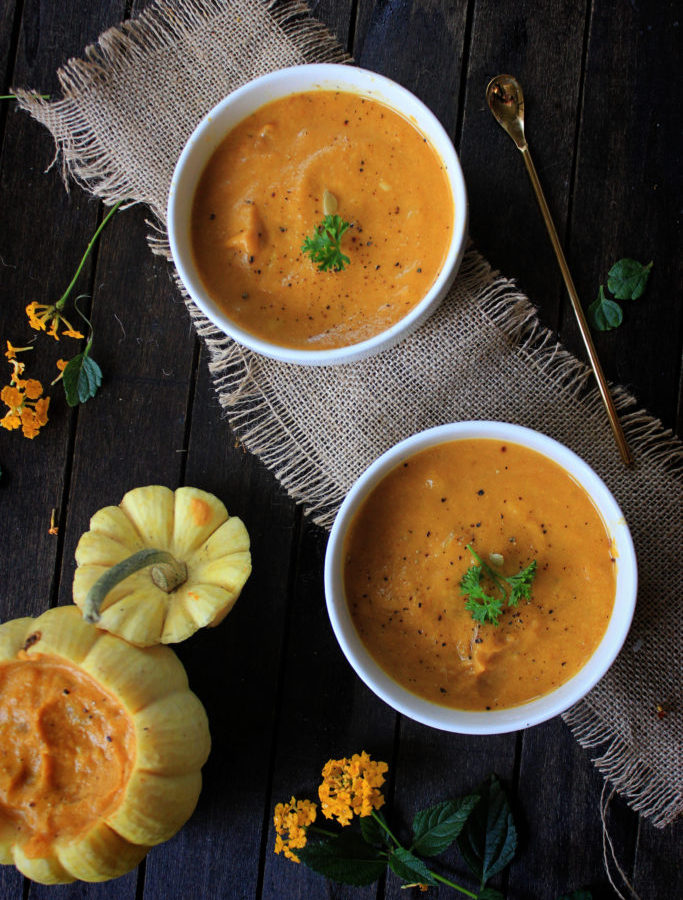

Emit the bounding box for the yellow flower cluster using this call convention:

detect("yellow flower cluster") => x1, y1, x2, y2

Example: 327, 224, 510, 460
273, 751, 389, 863
26, 301, 84, 341
318, 751, 388, 827
1, 343, 49, 438
273, 797, 317, 863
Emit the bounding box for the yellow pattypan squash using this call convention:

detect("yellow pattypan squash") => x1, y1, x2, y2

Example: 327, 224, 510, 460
0, 606, 210, 884
73, 485, 251, 647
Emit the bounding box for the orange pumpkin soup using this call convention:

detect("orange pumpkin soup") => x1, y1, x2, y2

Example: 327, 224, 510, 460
191, 90, 453, 349
0, 656, 135, 857
343, 439, 616, 710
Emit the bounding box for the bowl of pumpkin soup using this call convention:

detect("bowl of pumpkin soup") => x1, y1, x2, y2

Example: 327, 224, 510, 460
324, 422, 637, 734
167, 64, 467, 364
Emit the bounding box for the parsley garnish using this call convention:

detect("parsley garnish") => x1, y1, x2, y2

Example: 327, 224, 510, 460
460, 545, 537, 626
302, 214, 351, 272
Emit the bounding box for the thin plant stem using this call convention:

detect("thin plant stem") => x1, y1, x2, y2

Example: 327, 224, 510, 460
429, 870, 478, 898
370, 810, 401, 847
308, 825, 338, 839
56, 200, 123, 309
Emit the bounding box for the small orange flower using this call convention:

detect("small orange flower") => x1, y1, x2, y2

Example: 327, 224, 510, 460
56, 358, 68, 371
0, 411, 21, 431
24, 378, 43, 400
26, 301, 84, 342
273, 797, 317, 863
1, 384, 23, 408
318, 752, 388, 826
5, 341, 32, 360
1, 353, 49, 438
34, 396, 50, 426
61, 327, 84, 340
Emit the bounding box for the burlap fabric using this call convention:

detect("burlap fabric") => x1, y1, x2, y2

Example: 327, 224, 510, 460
18, 0, 681, 827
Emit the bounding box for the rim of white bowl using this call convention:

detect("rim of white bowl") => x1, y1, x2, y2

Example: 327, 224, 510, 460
324, 421, 638, 734
167, 63, 468, 366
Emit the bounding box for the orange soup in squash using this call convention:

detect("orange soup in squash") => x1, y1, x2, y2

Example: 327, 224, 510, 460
0, 655, 135, 857
343, 439, 617, 711
191, 90, 453, 350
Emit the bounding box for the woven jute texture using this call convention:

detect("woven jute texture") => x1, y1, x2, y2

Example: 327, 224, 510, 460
18, 0, 681, 827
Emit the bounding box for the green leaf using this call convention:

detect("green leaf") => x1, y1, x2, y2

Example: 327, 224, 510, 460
360, 811, 391, 848
587, 285, 623, 331
297, 830, 386, 886
411, 795, 480, 856
558, 891, 592, 900
62, 351, 102, 407
457, 774, 517, 889
506, 559, 537, 606
607, 258, 653, 300
478, 889, 504, 900
388, 847, 438, 886
301, 214, 351, 272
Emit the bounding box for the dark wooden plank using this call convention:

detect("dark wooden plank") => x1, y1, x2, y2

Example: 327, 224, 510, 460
560, 0, 682, 432
510, 718, 638, 899
458, 0, 588, 332
633, 815, 683, 898
141, 348, 300, 899
353, 0, 470, 137
260, 518, 394, 899
0, 0, 124, 620
308, 0, 356, 52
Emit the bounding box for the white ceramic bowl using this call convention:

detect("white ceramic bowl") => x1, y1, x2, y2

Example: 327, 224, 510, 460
167, 63, 468, 365
324, 421, 637, 734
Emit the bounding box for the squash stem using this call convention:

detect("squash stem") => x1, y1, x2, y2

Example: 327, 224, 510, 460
82, 548, 187, 624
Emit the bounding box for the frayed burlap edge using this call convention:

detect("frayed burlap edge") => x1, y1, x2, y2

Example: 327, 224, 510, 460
565, 704, 682, 829
14, 0, 349, 210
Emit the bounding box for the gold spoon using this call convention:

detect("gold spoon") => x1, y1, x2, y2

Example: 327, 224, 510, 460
486, 74, 633, 467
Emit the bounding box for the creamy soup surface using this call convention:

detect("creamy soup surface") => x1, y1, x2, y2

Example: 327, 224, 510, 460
343, 439, 616, 710
191, 90, 453, 350
0, 656, 135, 857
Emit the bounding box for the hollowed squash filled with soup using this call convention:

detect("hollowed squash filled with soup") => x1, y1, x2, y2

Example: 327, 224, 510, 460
342, 439, 617, 711
190, 89, 453, 350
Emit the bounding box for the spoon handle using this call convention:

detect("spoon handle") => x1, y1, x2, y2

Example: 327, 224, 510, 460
521, 146, 634, 466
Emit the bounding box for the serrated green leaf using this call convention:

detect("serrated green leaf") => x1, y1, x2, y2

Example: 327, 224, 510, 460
587, 286, 623, 331
62, 351, 102, 407
477, 888, 504, 900
297, 831, 386, 886
607, 258, 652, 300
411, 795, 480, 856
360, 810, 392, 848
558, 891, 592, 900
457, 774, 517, 889
388, 847, 438, 886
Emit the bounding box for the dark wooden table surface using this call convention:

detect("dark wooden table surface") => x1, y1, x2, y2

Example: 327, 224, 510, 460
1, 1, 681, 898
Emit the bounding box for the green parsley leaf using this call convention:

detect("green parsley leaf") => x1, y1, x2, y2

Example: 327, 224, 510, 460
587, 285, 623, 331
465, 593, 504, 627
457, 774, 517, 890
607, 258, 653, 301
388, 847, 438, 886
301, 214, 351, 272
411, 795, 480, 857
506, 559, 537, 606
62, 341, 102, 407
460, 545, 536, 626
297, 830, 386, 885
